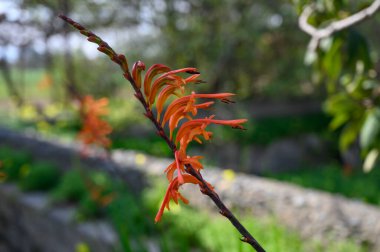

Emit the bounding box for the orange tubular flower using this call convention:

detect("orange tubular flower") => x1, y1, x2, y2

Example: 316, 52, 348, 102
132, 61, 146, 89
175, 116, 247, 145
164, 150, 203, 182
77, 95, 112, 149
160, 92, 234, 125
143, 64, 171, 98
148, 75, 182, 106
163, 92, 234, 116
166, 101, 214, 139
152, 73, 201, 110
146, 67, 199, 107
130, 62, 247, 222
155, 174, 202, 223
133, 62, 201, 109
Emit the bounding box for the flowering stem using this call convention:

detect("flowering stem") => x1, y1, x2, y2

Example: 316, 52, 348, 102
59, 14, 265, 252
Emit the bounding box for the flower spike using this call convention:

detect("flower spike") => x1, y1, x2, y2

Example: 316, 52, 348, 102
60, 16, 265, 251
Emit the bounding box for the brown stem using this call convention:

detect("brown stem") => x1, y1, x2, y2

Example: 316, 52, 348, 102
58, 14, 265, 252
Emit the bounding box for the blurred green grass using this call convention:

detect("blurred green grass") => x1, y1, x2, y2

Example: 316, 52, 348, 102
0, 68, 49, 100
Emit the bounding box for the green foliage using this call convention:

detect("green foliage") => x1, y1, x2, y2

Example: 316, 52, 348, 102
111, 135, 172, 157
18, 161, 60, 191
17, 103, 81, 138
360, 108, 380, 150
321, 37, 343, 88
51, 169, 87, 202
106, 98, 146, 129
52, 168, 119, 221
0, 68, 48, 101
266, 163, 380, 205
295, 0, 380, 171
107, 190, 153, 252
0, 146, 31, 181
51, 168, 117, 220
213, 112, 332, 146
75, 171, 116, 220
76, 194, 104, 220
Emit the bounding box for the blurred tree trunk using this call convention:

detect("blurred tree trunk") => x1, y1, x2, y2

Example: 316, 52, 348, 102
0, 57, 24, 106
19, 44, 27, 99
61, 0, 80, 102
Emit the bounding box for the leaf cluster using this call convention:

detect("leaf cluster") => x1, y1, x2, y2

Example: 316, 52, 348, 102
297, 0, 380, 171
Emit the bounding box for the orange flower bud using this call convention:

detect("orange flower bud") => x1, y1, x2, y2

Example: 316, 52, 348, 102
132, 61, 146, 89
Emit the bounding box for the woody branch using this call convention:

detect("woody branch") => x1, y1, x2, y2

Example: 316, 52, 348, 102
298, 0, 380, 52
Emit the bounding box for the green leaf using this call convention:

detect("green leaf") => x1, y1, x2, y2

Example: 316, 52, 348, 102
75, 243, 90, 252
363, 149, 379, 173
324, 93, 353, 115
329, 113, 350, 130
347, 30, 373, 71
339, 122, 360, 151
360, 108, 380, 150
322, 37, 343, 82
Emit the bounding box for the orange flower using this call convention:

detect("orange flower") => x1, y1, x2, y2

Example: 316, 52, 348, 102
80, 95, 109, 116
160, 92, 236, 137
161, 92, 235, 124
147, 67, 199, 106
142, 64, 171, 98
155, 174, 201, 223
156, 79, 194, 121
164, 150, 203, 182
130, 62, 246, 222
77, 95, 112, 149
132, 63, 201, 110
176, 116, 247, 145
78, 118, 112, 147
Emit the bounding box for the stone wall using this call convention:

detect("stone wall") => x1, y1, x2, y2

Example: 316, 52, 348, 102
0, 127, 379, 251
0, 184, 118, 252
